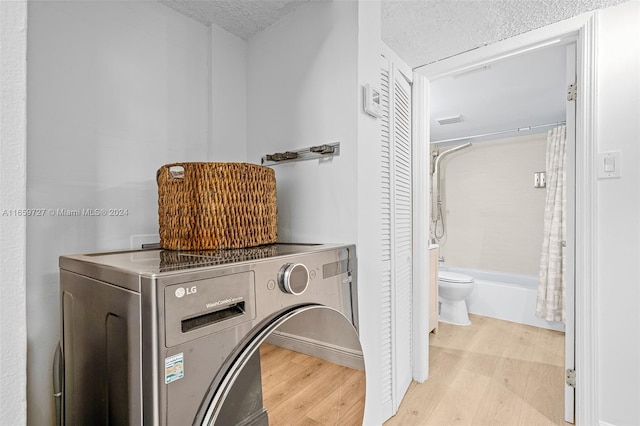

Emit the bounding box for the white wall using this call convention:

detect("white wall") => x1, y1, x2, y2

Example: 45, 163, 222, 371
596, 2, 640, 424
246, 1, 358, 244
26, 2, 210, 424
440, 133, 547, 276
0, 1, 28, 424
210, 24, 247, 161
246, 1, 387, 423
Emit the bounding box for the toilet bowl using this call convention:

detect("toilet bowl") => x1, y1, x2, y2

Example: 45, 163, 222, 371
438, 271, 475, 326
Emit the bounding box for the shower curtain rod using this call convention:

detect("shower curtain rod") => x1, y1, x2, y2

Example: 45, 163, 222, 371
432, 121, 566, 144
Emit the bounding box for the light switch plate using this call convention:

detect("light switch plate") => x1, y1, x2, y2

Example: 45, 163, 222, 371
598, 151, 622, 179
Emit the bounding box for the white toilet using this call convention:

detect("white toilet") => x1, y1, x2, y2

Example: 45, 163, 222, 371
438, 271, 475, 326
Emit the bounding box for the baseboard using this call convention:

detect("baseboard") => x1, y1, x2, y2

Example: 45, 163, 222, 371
599, 421, 616, 426
266, 331, 364, 370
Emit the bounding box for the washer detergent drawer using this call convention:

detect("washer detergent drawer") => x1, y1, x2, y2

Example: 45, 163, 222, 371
164, 272, 256, 347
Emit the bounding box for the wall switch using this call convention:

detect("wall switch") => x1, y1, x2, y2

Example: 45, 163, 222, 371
598, 151, 622, 179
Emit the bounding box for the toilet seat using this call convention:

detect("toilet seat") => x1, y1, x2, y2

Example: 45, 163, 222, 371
439, 271, 474, 284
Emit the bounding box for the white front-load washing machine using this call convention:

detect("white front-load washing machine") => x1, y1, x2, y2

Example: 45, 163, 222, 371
59, 243, 364, 425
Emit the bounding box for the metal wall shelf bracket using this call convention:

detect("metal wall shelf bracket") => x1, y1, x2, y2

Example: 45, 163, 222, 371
261, 142, 340, 166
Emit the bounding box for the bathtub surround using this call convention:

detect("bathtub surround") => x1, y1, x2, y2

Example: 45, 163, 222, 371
439, 133, 547, 276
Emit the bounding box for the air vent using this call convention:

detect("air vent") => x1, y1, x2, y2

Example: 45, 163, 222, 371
436, 115, 464, 125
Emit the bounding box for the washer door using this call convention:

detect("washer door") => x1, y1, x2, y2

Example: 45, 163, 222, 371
198, 305, 365, 426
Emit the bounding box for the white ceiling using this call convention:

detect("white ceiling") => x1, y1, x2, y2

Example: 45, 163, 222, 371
159, 0, 627, 142
429, 42, 568, 144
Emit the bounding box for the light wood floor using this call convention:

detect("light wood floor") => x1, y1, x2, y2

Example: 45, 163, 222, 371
259, 314, 564, 426
385, 314, 567, 426
259, 342, 366, 425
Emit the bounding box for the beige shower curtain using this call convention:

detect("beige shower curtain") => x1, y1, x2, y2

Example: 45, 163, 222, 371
536, 125, 566, 322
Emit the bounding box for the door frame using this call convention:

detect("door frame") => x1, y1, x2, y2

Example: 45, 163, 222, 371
411, 11, 599, 425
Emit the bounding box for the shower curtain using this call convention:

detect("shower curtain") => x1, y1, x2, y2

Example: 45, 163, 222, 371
536, 125, 567, 322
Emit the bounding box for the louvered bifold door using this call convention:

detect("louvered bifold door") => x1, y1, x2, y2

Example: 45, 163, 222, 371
392, 63, 413, 410
380, 58, 394, 416
380, 55, 413, 417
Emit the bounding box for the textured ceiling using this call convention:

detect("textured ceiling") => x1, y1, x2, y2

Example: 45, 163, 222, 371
383, 0, 627, 68
159, 0, 310, 40
158, 0, 629, 143
160, 0, 627, 67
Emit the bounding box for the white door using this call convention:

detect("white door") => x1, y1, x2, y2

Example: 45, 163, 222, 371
392, 68, 413, 410
380, 56, 394, 416
564, 42, 577, 424
380, 54, 413, 415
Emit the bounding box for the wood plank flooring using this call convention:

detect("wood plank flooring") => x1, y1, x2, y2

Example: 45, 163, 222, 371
259, 342, 366, 425
385, 314, 567, 426
259, 314, 564, 425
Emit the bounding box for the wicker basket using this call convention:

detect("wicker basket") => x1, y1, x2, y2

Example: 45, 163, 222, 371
157, 162, 277, 250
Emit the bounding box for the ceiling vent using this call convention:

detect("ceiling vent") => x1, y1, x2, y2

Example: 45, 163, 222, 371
436, 115, 464, 125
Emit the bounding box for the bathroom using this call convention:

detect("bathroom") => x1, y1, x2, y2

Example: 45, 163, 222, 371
411, 39, 576, 424
429, 41, 570, 332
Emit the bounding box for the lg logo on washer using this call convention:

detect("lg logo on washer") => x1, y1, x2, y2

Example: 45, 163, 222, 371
175, 286, 197, 298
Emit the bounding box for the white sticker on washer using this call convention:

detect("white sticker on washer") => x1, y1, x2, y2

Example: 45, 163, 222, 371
165, 353, 184, 384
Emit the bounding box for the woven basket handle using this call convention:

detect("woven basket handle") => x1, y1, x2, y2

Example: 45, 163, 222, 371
157, 163, 186, 182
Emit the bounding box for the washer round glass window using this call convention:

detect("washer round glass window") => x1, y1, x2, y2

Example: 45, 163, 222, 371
198, 306, 365, 425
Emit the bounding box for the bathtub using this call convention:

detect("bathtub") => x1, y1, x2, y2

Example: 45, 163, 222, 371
441, 266, 565, 332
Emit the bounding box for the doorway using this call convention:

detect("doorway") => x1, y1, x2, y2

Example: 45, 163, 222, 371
428, 39, 575, 422
411, 12, 599, 425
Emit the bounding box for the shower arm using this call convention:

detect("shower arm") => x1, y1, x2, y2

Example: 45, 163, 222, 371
431, 142, 472, 221
433, 142, 472, 176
